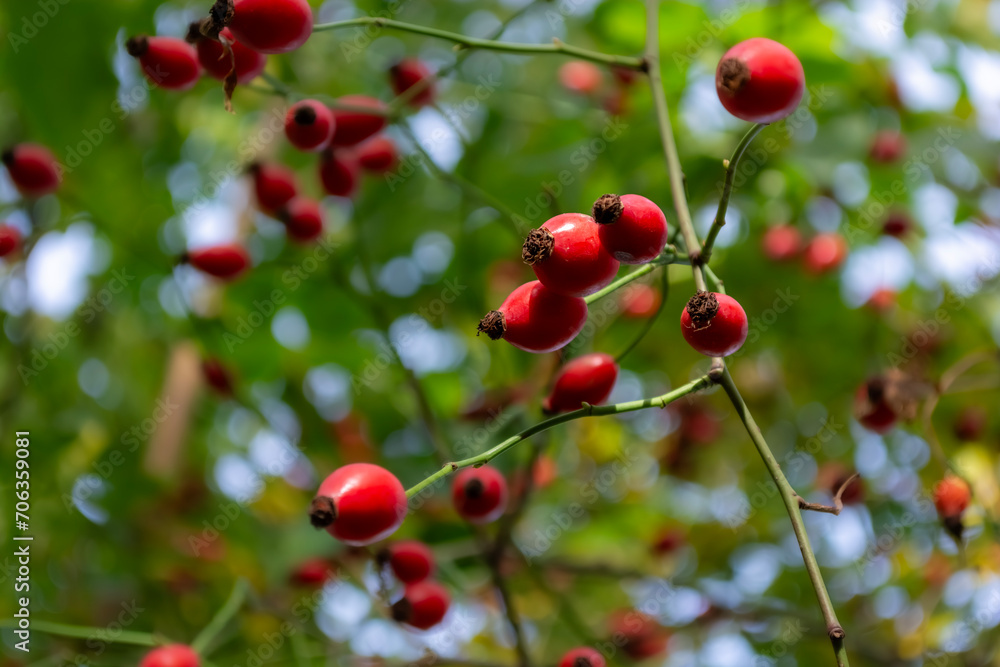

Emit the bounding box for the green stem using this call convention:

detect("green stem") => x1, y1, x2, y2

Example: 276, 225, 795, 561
643, 0, 705, 291
405, 375, 712, 499
616, 263, 669, 362
191, 578, 250, 654
701, 123, 767, 263
313, 18, 644, 70
21, 620, 161, 646
716, 368, 850, 667
704, 264, 726, 294
583, 249, 681, 305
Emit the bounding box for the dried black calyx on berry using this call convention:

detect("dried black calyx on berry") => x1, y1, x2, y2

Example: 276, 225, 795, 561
521, 228, 555, 265
593, 193, 623, 225
464, 477, 485, 499
125, 35, 149, 57
685, 291, 719, 331
717, 57, 750, 94
943, 514, 964, 541
309, 496, 337, 528
294, 105, 317, 125
477, 310, 506, 341
1, 149, 14, 166
574, 658, 594, 667
390, 597, 412, 622
199, 0, 235, 40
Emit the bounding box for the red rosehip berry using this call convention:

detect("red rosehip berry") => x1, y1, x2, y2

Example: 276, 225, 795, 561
592, 194, 669, 264
310, 463, 407, 546
954, 406, 987, 442
380, 540, 435, 584
201, 358, 234, 395
140, 645, 199, 667
761, 224, 802, 262
355, 136, 398, 173
716, 38, 804, 124
390, 59, 435, 106
559, 647, 606, 667
290, 557, 336, 587
620, 283, 662, 318
189, 26, 266, 83
229, 0, 313, 54
870, 130, 906, 163
0, 224, 22, 258
126, 36, 201, 91
803, 233, 848, 274
285, 100, 335, 152
608, 610, 668, 660
680, 291, 748, 357
854, 379, 896, 434
391, 580, 450, 630
319, 149, 361, 198
279, 197, 324, 244
331, 96, 388, 147
933, 475, 971, 518
452, 465, 508, 524
522, 213, 619, 297
249, 163, 297, 214
2, 143, 61, 197
187, 243, 250, 280
882, 212, 912, 238
559, 61, 603, 95
478, 280, 588, 354
542, 352, 618, 414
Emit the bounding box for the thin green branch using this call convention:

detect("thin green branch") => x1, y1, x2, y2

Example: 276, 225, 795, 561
313, 18, 644, 70
616, 263, 669, 363
701, 123, 767, 263
191, 578, 250, 654
716, 368, 850, 667
584, 248, 682, 305
405, 375, 713, 499
643, 0, 705, 291
704, 264, 726, 295
23, 620, 161, 646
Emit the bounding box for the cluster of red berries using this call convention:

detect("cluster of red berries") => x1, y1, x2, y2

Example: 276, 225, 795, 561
0, 142, 63, 261
477, 193, 669, 353
379, 541, 450, 630
558, 61, 640, 115
761, 225, 849, 275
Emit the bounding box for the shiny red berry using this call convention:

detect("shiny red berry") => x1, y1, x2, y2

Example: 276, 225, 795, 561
478, 280, 588, 354
279, 197, 324, 243
933, 476, 970, 518
452, 465, 508, 524
761, 224, 802, 261
803, 233, 847, 274
126, 36, 201, 91
229, 0, 313, 54
716, 38, 804, 123
310, 463, 407, 546
854, 380, 896, 434
140, 645, 199, 667
390, 59, 435, 106
543, 352, 618, 414
680, 291, 748, 357
190, 26, 266, 83
0, 225, 22, 258
559, 647, 606, 667
380, 540, 435, 584
187, 243, 250, 280
249, 163, 298, 213
201, 358, 234, 395
391, 580, 450, 630
592, 194, 669, 264
559, 61, 603, 95
522, 213, 619, 297
319, 149, 360, 198
290, 557, 336, 587
356, 136, 398, 173
285, 100, 335, 152
331, 96, 388, 147
870, 130, 906, 163
2, 143, 60, 197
